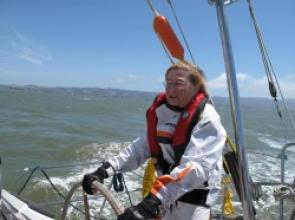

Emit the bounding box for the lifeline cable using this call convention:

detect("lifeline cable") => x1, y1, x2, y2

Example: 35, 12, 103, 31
16, 163, 131, 218
17, 166, 39, 195
39, 168, 90, 217
16, 166, 97, 218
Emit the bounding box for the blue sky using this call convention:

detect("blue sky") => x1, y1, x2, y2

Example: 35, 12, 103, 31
0, 0, 294, 97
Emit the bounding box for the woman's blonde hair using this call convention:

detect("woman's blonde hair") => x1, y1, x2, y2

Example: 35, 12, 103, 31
165, 61, 209, 96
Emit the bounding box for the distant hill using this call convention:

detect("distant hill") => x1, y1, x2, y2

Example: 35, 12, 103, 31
1, 84, 294, 110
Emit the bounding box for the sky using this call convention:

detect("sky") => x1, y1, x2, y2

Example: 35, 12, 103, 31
0, 0, 294, 98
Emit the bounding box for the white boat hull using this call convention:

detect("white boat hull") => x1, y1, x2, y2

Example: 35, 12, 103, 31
1, 189, 54, 220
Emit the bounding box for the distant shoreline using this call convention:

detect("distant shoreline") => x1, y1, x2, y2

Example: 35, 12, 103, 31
1, 84, 295, 101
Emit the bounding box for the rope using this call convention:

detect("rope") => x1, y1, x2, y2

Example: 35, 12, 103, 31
273, 185, 295, 202
222, 176, 236, 217
159, 38, 175, 64
166, 0, 196, 64
248, 0, 292, 142
226, 136, 237, 152
146, 0, 157, 16
247, 0, 295, 136
142, 158, 156, 198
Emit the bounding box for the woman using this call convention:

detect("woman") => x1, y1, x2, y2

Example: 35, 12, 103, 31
82, 61, 226, 220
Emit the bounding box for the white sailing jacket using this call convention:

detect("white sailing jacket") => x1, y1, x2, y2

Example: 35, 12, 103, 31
108, 103, 226, 209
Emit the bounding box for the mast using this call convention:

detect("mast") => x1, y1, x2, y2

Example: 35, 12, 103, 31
208, 0, 255, 219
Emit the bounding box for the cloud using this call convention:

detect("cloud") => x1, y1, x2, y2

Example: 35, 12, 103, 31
18, 47, 52, 65
208, 72, 295, 98
115, 78, 125, 84
237, 73, 248, 81
108, 73, 165, 92
127, 74, 136, 79
208, 73, 227, 89
114, 73, 138, 85
208, 72, 251, 89
276, 75, 295, 98
6, 31, 52, 65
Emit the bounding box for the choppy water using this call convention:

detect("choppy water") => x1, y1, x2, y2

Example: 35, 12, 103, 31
0, 85, 294, 219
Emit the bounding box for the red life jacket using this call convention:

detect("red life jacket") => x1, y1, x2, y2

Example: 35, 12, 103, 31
146, 92, 207, 170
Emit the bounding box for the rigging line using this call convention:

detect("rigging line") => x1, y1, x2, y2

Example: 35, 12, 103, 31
247, 0, 295, 135
166, 0, 196, 65
255, 19, 279, 99
252, 14, 294, 140
165, 0, 214, 103
159, 37, 175, 64
162, 0, 219, 112
147, 1, 219, 132
266, 50, 295, 135
146, 0, 157, 16
247, 1, 273, 84
145, 0, 174, 63
258, 27, 295, 140
165, 0, 218, 102
249, 14, 291, 142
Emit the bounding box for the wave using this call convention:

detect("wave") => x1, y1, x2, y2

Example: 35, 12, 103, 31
257, 133, 295, 153
20, 142, 143, 218
17, 141, 295, 219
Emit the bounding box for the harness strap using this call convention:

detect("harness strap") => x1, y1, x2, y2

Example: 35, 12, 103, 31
173, 97, 208, 169
177, 189, 210, 207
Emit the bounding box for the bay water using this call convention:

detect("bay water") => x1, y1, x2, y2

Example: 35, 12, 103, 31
0, 85, 294, 219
